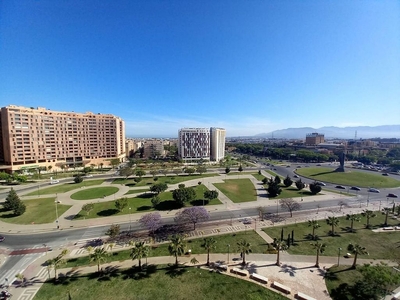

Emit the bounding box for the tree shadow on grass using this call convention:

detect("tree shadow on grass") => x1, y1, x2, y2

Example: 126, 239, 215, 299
165, 264, 188, 278
97, 209, 119, 217
121, 264, 157, 280
190, 199, 209, 206
137, 205, 152, 211
0, 212, 17, 219
155, 201, 182, 211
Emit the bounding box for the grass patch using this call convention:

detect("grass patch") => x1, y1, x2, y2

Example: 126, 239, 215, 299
270, 186, 315, 200
263, 212, 400, 259
64, 231, 268, 268
34, 264, 287, 300
251, 173, 265, 181
296, 167, 400, 188
112, 174, 218, 187
74, 185, 222, 219
124, 189, 151, 195
214, 179, 257, 203
23, 179, 105, 196
0, 198, 71, 224
70, 187, 120, 200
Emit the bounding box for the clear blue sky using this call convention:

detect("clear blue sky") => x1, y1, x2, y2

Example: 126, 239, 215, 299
1, 0, 399, 137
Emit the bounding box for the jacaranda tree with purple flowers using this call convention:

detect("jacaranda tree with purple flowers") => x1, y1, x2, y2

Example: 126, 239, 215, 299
174, 206, 210, 230
139, 212, 162, 237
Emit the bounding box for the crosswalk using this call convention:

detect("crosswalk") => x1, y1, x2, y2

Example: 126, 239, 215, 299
16, 266, 49, 300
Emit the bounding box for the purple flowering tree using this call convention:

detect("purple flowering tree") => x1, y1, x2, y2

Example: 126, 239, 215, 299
175, 206, 210, 230
139, 212, 162, 237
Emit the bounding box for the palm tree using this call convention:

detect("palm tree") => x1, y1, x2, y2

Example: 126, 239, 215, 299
201, 237, 217, 266
346, 213, 361, 232
237, 240, 252, 265
272, 238, 287, 266
89, 247, 109, 274
308, 220, 321, 240
168, 234, 186, 266
130, 241, 150, 270
15, 273, 26, 287
46, 249, 68, 281
347, 243, 368, 269
382, 207, 391, 226
310, 241, 326, 268
326, 216, 340, 236
361, 210, 376, 228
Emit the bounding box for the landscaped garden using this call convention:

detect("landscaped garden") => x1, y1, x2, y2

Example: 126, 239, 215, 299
70, 187, 120, 200
0, 197, 71, 224
296, 167, 400, 188
23, 179, 105, 196
214, 179, 257, 202
34, 264, 287, 300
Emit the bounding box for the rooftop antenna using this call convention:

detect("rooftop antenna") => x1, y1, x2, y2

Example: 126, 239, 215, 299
354, 130, 357, 140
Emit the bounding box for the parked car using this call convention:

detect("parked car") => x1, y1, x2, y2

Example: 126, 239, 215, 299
50, 180, 59, 185
387, 193, 398, 198
315, 181, 326, 186
85, 174, 93, 178
294, 175, 299, 178
382, 173, 389, 176
335, 185, 346, 189
242, 218, 252, 224
350, 186, 361, 191
0, 236, 5, 242
369, 188, 380, 193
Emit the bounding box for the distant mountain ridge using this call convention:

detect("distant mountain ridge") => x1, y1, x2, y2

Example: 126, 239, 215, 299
256, 125, 400, 139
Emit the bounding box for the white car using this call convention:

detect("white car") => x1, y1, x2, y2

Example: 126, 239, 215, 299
50, 180, 59, 185
369, 188, 380, 193
85, 174, 93, 178
315, 181, 326, 186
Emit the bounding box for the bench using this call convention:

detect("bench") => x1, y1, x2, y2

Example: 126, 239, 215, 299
272, 281, 291, 294
230, 267, 248, 277
296, 292, 316, 300
250, 273, 268, 284
214, 263, 228, 271
383, 227, 394, 231
395, 226, 400, 230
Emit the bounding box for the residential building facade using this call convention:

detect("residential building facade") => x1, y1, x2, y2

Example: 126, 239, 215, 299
0, 105, 125, 172
305, 132, 325, 145
210, 127, 226, 162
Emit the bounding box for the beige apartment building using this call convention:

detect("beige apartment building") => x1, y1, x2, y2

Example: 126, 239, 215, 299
0, 105, 125, 172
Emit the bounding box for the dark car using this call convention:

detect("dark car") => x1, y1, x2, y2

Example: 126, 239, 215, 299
369, 188, 380, 193
382, 173, 389, 176
350, 186, 361, 191
315, 181, 326, 186
294, 175, 299, 178
0, 236, 5, 242
335, 185, 346, 189
387, 193, 398, 198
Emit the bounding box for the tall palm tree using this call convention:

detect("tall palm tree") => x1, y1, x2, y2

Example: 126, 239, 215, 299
201, 237, 217, 266
272, 238, 287, 266
168, 234, 186, 266
347, 243, 368, 269
361, 210, 376, 229
326, 216, 340, 236
310, 241, 326, 268
46, 249, 68, 281
308, 220, 321, 240
130, 241, 150, 270
237, 240, 252, 265
90, 247, 109, 274
346, 213, 361, 232
382, 208, 391, 226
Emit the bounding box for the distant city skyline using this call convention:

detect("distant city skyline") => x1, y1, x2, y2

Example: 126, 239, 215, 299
1, 1, 399, 137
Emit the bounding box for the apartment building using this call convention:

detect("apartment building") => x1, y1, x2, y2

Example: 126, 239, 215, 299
305, 132, 325, 145
142, 139, 166, 158
178, 127, 225, 162
0, 105, 125, 172
125, 138, 142, 158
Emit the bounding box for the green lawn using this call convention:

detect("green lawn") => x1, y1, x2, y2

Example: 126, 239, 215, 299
70, 187, 120, 200
0, 197, 71, 224
34, 264, 286, 300
296, 167, 400, 188
112, 174, 218, 187
124, 188, 151, 195
270, 186, 317, 200
214, 179, 257, 203
263, 212, 400, 260
23, 179, 105, 196
74, 184, 222, 219
65, 231, 268, 268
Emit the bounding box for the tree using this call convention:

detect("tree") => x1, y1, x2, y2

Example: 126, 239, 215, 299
130, 241, 150, 270
151, 195, 160, 208
295, 179, 305, 190
326, 216, 340, 236
3, 188, 26, 216
347, 243, 368, 269
172, 187, 196, 206
225, 167, 230, 174
204, 190, 218, 203
201, 237, 217, 265
46, 249, 68, 281
306, 218, 321, 239
119, 166, 134, 178
74, 175, 83, 184
82, 203, 94, 216
382, 207, 391, 226
184, 167, 196, 175
115, 197, 128, 212
283, 175, 293, 187
174, 206, 210, 230
110, 158, 120, 169
279, 198, 301, 217
238, 165, 243, 172
237, 240, 252, 265
346, 213, 361, 232
14, 201, 26, 216
106, 224, 120, 239
150, 182, 168, 195
267, 178, 282, 197
261, 177, 268, 184
310, 241, 326, 268
274, 175, 281, 185
135, 168, 146, 178
90, 247, 109, 274
257, 206, 265, 221
272, 238, 287, 266
309, 182, 322, 195
168, 234, 186, 266
139, 212, 162, 236
196, 166, 207, 175
15, 273, 26, 287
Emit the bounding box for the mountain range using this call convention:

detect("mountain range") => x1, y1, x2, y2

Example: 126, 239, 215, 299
256, 125, 400, 139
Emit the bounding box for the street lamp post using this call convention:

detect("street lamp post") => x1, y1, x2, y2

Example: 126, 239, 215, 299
55, 194, 59, 229
367, 190, 370, 207
337, 247, 342, 266
129, 207, 132, 231
227, 244, 230, 264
